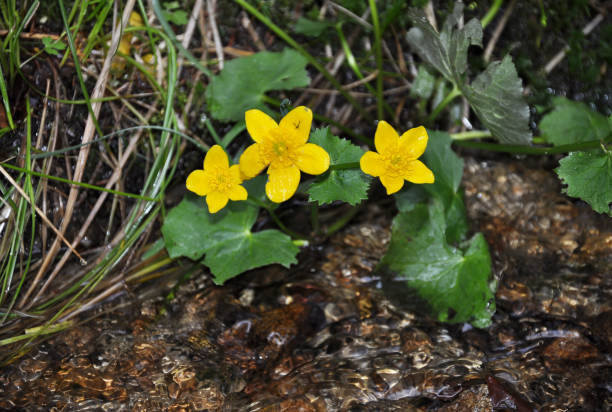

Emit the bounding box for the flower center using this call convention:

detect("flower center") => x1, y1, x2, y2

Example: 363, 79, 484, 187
383, 153, 410, 177
260, 129, 296, 168
207, 167, 233, 192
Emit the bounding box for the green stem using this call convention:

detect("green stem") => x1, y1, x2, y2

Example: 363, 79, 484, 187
481, 0, 504, 29
426, 83, 462, 125
247, 196, 307, 240
368, 0, 384, 121
233, 0, 372, 123
454, 136, 612, 155
326, 205, 362, 236
331, 161, 360, 170
450, 130, 492, 140
310, 202, 320, 234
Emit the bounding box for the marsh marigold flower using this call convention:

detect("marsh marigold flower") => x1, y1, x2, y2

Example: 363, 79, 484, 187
360, 121, 434, 194
186, 145, 248, 213
240, 106, 330, 203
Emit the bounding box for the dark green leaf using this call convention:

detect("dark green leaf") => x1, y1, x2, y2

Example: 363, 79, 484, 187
411, 65, 436, 99
464, 55, 532, 145
540, 97, 611, 146
556, 149, 612, 215
381, 200, 495, 327
206, 49, 310, 121
162, 197, 300, 283
406, 5, 531, 145
307, 127, 370, 205
294, 17, 332, 37
407, 3, 482, 81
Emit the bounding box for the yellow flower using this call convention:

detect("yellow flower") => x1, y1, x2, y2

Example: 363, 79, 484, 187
360, 121, 434, 194
186, 145, 248, 213
240, 106, 330, 203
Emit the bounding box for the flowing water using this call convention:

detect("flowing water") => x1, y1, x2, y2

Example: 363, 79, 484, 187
1, 157, 610, 411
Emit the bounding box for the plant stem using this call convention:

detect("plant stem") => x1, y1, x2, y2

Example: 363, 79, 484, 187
449, 130, 492, 140
326, 205, 362, 236
426, 83, 462, 125
454, 135, 612, 155
233, 0, 372, 123
331, 161, 360, 170
310, 202, 320, 234
247, 196, 307, 240
481, 0, 504, 29
368, 0, 384, 121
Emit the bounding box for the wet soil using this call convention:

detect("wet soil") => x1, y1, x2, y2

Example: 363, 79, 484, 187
1, 156, 610, 411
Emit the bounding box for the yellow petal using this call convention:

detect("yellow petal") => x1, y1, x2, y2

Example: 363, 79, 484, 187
374, 120, 399, 155
380, 175, 405, 195
245, 109, 278, 143
239, 143, 267, 178
399, 126, 428, 159
404, 160, 435, 184
228, 164, 243, 185
360, 151, 386, 177
206, 191, 229, 213
279, 106, 313, 145
228, 184, 248, 201
266, 165, 301, 203
186, 169, 210, 196
129, 11, 143, 27
295, 143, 330, 175
204, 145, 229, 171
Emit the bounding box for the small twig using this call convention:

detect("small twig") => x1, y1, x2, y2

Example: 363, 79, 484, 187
0, 165, 86, 264
543, 13, 604, 74
424, 0, 438, 32
207, 0, 224, 70
177, 0, 204, 77
241, 11, 266, 51
484, 0, 517, 63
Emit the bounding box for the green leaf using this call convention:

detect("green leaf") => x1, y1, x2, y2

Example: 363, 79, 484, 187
41, 37, 66, 56
307, 127, 370, 205
162, 197, 299, 284
294, 17, 332, 37
407, 3, 482, 81
540, 97, 611, 146
411, 65, 436, 99
406, 4, 531, 145
205, 49, 310, 122
464, 55, 532, 145
163, 1, 188, 25
556, 150, 612, 215
381, 200, 495, 327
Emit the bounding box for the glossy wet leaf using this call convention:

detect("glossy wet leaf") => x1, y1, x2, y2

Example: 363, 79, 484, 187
381, 200, 495, 327
162, 196, 299, 284
540, 97, 611, 146
406, 4, 531, 145
206, 49, 310, 121
307, 127, 370, 205
556, 150, 612, 215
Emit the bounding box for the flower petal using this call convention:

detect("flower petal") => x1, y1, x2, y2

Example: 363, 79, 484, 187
404, 160, 435, 184
374, 120, 400, 155
266, 165, 301, 203
295, 143, 330, 175
206, 191, 229, 213
380, 175, 405, 195
186, 169, 210, 196
227, 184, 248, 201
399, 126, 428, 159
239, 143, 267, 178
228, 164, 243, 185
279, 106, 312, 145
245, 109, 278, 143
360, 151, 386, 177
204, 145, 229, 171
